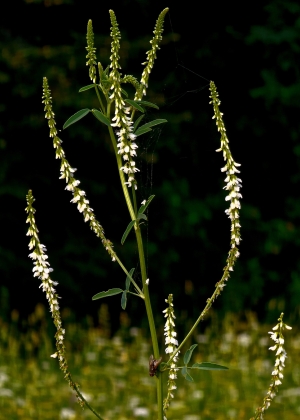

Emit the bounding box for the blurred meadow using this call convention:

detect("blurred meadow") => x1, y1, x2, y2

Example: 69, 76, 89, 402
1, 303, 300, 419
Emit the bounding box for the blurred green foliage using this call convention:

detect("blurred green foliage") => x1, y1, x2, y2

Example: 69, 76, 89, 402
1, 0, 300, 327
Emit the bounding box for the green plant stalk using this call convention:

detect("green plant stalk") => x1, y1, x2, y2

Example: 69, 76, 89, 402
105, 86, 163, 420
166, 284, 224, 367
135, 225, 163, 420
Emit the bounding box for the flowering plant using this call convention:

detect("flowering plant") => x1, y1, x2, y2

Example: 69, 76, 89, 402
25, 8, 292, 420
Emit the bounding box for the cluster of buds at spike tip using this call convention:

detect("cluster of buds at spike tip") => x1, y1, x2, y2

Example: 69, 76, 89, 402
42, 77, 116, 262
86, 19, 97, 83
209, 81, 242, 294
135, 8, 169, 101
163, 294, 179, 414
25, 190, 84, 406
250, 313, 292, 420
109, 10, 139, 189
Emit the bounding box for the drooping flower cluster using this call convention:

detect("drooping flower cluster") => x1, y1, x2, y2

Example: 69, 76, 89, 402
135, 8, 169, 101
42, 77, 116, 261
163, 294, 179, 414
251, 313, 292, 420
209, 81, 242, 294
25, 190, 84, 406
109, 10, 139, 189
86, 19, 97, 83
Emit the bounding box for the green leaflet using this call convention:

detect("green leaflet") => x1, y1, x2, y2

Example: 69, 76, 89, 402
192, 362, 228, 371
137, 195, 155, 215
91, 109, 111, 126
121, 291, 127, 310
63, 109, 90, 129
124, 99, 145, 113
92, 288, 123, 301
79, 84, 95, 92
135, 100, 159, 110
134, 126, 152, 137
134, 119, 167, 136
125, 268, 135, 291
121, 220, 136, 245
181, 366, 194, 382
183, 344, 198, 365
137, 213, 147, 221
133, 114, 145, 132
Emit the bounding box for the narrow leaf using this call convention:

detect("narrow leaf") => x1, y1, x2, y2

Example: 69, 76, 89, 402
138, 195, 155, 215
137, 213, 147, 221
79, 84, 95, 92
126, 268, 135, 291
134, 126, 152, 137
135, 100, 159, 110
181, 366, 194, 382
92, 288, 123, 301
91, 109, 111, 127
137, 119, 167, 131
183, 344, 198, 365
133, 114, 145, 132
124, 99, 145, 113
192, 362, 228, 371
121, 291, 127, 310
121, 220, 136, 245
63, 109, 90, 130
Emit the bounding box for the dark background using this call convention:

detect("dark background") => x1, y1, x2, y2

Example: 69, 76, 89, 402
1, 0, 300, 331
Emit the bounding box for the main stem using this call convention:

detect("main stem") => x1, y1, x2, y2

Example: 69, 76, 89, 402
135, 226, 163, 420
108, 121, 163, 420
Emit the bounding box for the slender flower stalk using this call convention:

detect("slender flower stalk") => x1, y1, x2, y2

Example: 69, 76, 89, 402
166, 82, 243, 365
86, 19, 97, 83
135, 8, 169, 100
25, 190, 104, 419
163, 294, 179, 416
42, 77, 116, 261
209, 81, 242, 295
250, 313, 292, 420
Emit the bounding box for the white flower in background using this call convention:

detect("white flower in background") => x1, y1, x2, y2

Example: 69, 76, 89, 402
163, 294, 179, 415
250, 313, 292, 420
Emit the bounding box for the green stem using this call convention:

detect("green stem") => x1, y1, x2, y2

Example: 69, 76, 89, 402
114, 254, 144, 297
106, 99, 163, 420
135, 226, 163, 420
167, 284, 223, 366
94, 84, 105, 113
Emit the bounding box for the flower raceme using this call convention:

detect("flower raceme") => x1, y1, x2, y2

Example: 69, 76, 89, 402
209, 81, 242, 294
163, 294, 179, 415
251, 313, 292, 420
